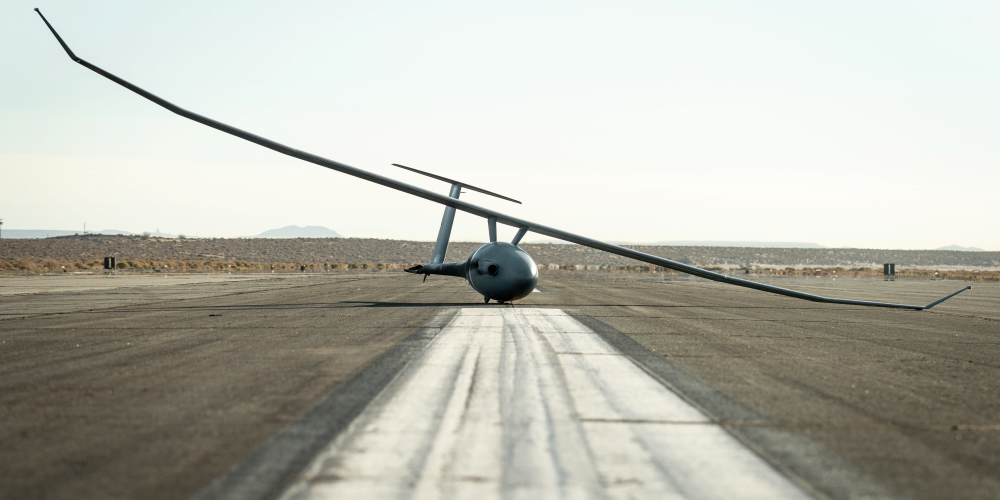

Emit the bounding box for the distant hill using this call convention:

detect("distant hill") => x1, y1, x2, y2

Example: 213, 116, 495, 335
937, 245, 985, 252
255, 226, 342, 238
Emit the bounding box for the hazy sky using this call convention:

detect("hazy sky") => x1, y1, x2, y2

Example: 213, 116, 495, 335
2, 1, 997, 249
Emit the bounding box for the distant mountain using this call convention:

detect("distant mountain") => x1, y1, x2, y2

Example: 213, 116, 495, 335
936, 245, 986, 252
526, 239, 825, 248
255, 225, 342, 238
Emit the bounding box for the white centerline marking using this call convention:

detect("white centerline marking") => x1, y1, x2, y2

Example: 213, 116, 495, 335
280, 309, 811, 500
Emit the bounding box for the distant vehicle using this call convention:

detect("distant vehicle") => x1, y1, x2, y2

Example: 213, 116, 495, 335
34, 9, 970, 309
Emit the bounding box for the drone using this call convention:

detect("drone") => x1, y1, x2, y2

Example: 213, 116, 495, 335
35, 9, 970, 309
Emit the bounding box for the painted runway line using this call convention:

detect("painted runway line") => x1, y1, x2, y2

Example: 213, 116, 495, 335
279, 309, 812, 500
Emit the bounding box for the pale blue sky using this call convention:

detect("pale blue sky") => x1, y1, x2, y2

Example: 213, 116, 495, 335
2, 1, 997, 249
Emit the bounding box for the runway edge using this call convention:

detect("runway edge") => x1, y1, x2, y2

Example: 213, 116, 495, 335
564, 310, 907, 500
189, 309, 460, 500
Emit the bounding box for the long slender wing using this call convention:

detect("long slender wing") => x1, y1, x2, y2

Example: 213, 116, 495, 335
35, 9, 970, 311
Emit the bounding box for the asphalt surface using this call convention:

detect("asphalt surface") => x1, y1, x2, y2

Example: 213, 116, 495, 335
0, 272, 462, 500
1, 272, 998, 500
278, 308, 812, 500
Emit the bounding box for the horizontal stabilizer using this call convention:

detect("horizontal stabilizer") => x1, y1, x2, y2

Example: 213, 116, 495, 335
392, 164, 521, 204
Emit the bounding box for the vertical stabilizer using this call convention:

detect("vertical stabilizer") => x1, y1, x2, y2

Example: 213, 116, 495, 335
430, 183, 461, 264
393, 163, 521, 265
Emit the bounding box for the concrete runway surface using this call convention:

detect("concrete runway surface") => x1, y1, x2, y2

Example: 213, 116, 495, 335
1, 272, 998, 500
279, 308, 809, 500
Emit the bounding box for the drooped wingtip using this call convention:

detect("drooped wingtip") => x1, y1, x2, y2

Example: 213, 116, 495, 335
34, 8, 80, 62
922, 285, 972, 310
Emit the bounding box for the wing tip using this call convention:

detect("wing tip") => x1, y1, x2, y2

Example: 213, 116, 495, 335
921, 285, 973, 310
35, 7, 81, 62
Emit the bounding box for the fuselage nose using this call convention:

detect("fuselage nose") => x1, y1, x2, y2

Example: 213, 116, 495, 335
467, 242, 538, 302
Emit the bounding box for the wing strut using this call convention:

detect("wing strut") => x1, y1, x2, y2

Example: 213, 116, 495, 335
34, 9, 971, 311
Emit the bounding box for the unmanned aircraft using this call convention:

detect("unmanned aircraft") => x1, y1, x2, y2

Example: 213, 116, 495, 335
35, 9, 970, 309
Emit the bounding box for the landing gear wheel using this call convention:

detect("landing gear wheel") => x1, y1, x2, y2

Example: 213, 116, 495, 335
484, 296, 490, 304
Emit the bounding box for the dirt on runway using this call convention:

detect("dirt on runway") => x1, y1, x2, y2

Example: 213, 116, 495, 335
1, 272, 998, 500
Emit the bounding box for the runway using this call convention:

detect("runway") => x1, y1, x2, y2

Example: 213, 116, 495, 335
1, 272, 998, 500
280, 308, 808, 500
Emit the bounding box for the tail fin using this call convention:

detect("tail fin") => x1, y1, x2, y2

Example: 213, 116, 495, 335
394, 164, 521, 264
431, 183, 461, 264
